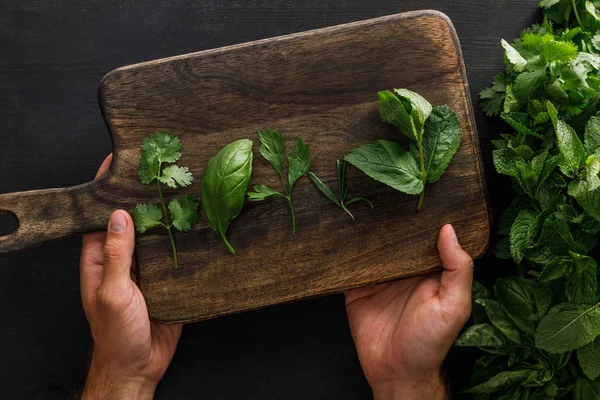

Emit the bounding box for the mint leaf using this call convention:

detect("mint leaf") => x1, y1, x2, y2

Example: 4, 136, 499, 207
540, 256, 571, 282
257, 128, 285, 177
510, 209, 537, 263
524, 214, 585, 264
585, 116, 600, 154
132, 203, 163, 234
288, 137, 311, 188
501, 112, 544, 138
159, 165, 193, 188
393, 88, 432, 138
493, 148, 522, 177
569, 179, 600, 221
548, 104, 587, 175
514, 64, 547, 102
378, 90, 418, 141
578, 336, 600, 380
169, 194, 200, 232
247, 184, 285, 200
535, 303, 600, 353
566, 262, 597, 304
344, 140, 424, 195
502, 39, 527, 72
410, 105, 463, 183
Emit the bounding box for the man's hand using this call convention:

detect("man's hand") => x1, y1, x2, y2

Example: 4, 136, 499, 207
346, 224, 473, 400
80, 155, 183, 400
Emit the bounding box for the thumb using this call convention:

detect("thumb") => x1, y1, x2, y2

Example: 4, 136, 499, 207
102, 210, 135, 288
437, 224, 473, 311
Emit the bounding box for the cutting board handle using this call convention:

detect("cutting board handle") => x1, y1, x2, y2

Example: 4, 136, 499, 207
0, 178, 120, 254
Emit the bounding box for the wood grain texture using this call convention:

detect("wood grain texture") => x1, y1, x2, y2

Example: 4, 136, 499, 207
94, 10, 489, 322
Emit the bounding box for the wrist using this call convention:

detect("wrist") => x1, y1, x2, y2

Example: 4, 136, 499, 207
371, 372, 447, 400
82, 361, 158, 400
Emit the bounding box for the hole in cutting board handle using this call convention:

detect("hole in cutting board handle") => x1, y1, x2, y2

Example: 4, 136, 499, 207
0, 210, 18, 237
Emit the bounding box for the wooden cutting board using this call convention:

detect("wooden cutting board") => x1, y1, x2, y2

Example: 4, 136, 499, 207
0, 10, 490, 323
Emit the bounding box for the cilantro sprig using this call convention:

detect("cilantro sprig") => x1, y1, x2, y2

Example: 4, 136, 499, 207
132, 132, 199, 269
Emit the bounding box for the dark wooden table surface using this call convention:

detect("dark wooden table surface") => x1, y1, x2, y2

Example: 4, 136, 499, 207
0, 1, 539, 398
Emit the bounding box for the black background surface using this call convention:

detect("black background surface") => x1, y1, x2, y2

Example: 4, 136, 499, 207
0, 1, 540, 399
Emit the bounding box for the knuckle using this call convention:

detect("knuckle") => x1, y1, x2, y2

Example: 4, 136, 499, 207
103, 241, 124, 260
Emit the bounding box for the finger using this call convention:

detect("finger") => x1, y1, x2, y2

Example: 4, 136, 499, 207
437, 224, 474, 310
95, 153, 113, 178
101, 210, 135, 289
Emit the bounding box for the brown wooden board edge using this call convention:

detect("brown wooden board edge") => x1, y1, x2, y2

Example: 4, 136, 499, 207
94, 10, 492, 324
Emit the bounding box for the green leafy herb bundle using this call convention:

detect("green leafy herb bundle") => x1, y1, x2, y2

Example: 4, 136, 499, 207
457, 1, 600, 398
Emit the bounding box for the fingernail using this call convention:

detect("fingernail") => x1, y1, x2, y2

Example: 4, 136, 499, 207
109, 211, 127, 233
447, 224, 459, 245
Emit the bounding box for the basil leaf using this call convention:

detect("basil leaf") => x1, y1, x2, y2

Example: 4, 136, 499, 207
462, 370, 531, 394
344, 139, 423, 195
535, 303, 600, 353
494, 277, 537, 337
455, 323, 517, 353
477, 299, 523, 344
201, 139, 253, 253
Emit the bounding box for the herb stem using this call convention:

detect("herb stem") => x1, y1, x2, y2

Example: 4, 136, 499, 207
341, 204, 355, 220
287, 195, 296, 235
157, 167, 178, 269
417, 139, 427, 212
573, 0, 584, 28
220, 230, 235, 254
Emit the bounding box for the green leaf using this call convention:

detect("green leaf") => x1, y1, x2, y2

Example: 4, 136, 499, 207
524, 214, 585, 264
514, 64, 547, 102
501, 112, 543, 138
566, 261, 597, 304
337, 159, 348, 201
455, 323, 517, 353
498, 196, 530, 235
480, 73, 507, 117
585, 116, 600, 154
344, 140, 424, 195
593, 32, 600, 51
473, 281, 491, 324
535, 285, 554, 317
168, 194, 200, 232
535, 302, 600, 353
138, 156, 160, 184
201, 139, 253, 253
378, 90, 419, 141
510, 209, 537, 263
549, 109, 586, 175
539, 0, 561, 9
574, 376, 600, 400
307, 172, 341, 206
578, 336, 600, 380
132, 203, 163, 234
493, 148, 522, 177
587, 0, 600, 21
247, 184, 286, 201
393, 88, 433, 138
540, 256, 571, 282
414, 105, 462, 183
159, 165, 193, 188
502, 39, 527, 72
288, 136, 311, 188
141, 131, 182, 164
504, 84, 520, 114
495, 277, 537, 336
476, 299, 523, 344
569, 179, 600, 221
462, 370, 531, 394
494, 237, 512, 259
257, 128, 285, 177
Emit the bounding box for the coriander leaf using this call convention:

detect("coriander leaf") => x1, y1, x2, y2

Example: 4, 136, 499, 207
480, 73, 507, 117
514, 64, 547, 102
586, 0, 600, 21
168, 194, 200, 232
535, 303, 600, 353
502, 39, 527, 72
288, 136, 311, 188
247, 184, 285, 201
138, 156, 160, 184
462, 370, 531, 394
201, 139, 253, 253
593, 32, 600, 51
578, 336, 600, 380
585, 116, 600, 154
541, 38, 579, 62
378, 90, 418, 141
159, 165, 193, 188
258, 128, 285, 177
141, 131, 182, 164
344, 139, 423, 195
394, 88, 433, 137
132, 203, 163, 234
539, 0, 561, 8
494, 277, 537, 336
510, 209, 537, 263
413, 105, 462, 183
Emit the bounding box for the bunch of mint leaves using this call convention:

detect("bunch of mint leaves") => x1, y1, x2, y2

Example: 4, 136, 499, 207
456, 1, 600, 398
